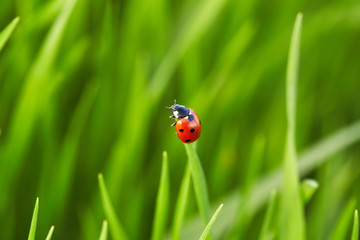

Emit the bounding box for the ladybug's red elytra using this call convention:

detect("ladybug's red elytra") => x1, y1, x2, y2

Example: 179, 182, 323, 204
167, 103, 201, 143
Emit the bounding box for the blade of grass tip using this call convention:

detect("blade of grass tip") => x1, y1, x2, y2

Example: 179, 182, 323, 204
259, 190, 277, 240
98, 173, 128, 240
184, 143, 211, 226
300, 179, 319, 205
330, 198, 357, 240
151, 151, 170, 240
172, 163, 191, 240
99, 220, 108, 240
351, 210, 359, 240
45, 226, 55, 240
0, 17, 20, 52
281, 13, 305, 240
27, 197, 39, 240
199, 204, 223, 240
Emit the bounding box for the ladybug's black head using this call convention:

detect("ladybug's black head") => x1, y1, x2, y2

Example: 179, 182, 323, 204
167, 104, 190, 119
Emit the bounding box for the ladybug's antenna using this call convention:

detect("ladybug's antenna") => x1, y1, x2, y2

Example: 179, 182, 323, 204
166, 99, 176, 110
166, 99, 177, 109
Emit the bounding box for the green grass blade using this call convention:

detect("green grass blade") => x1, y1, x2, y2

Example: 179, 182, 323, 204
300, 179, 319, 204
45, 226, 55, 240
147, 0, 228, 101
29, 0, 63, 32
98, 173, 128, 240
286, 13, 302, 124
351, 210, 359, 240
199, 203, 223, 240
80, 209, 100, 240
0, 17, 20, 52
27, 197, 39, 240
172, 163, 191, 240
184, 143, 211, 226
330, 198, 357, 240
99, 220, 108, 240
231, 135, 266, 238
298, 120, 360, 175
103, 55, 148, 198
0, 0, 78, 213
47, 82, 99, 220
192, 20, 256, 109
259, 190, 277, 240
281, 13, 305, 240
151, 151, 170, 240
28, 0, 78, 78
181, 120, 360, 238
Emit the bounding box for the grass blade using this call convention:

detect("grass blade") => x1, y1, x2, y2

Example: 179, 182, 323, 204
151, 151, 170, 240
147, 0, 228, 101
300, 179, 319, 204
172, 163, 191, 240
45, 226, 55, 240
0, 0, 78, 213
231, 135, 266, 238
298, 120, 360, 175
98, 173, 128, 240
184, 143, 211, 226
0, 17, 20, 52
192, 21, 256, 110
27, 197, 39, 240
199, 203, 223, 240
99, 220, 108, 240
281, 13, 305, 240
259, 190, 277, 240
351, 210, 359, 240
330, 198, 357, 240
47, 82, 99, 220
181, 120, 360, 239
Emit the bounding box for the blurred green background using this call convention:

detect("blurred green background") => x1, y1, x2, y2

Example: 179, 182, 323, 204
1, 0, 360, 239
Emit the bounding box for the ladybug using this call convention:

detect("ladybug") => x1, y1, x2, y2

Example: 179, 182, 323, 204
167, 102, 201, 143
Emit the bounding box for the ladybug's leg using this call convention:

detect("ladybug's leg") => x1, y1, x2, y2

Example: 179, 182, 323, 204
171, 121, 177, 127
169, 114, 176, 119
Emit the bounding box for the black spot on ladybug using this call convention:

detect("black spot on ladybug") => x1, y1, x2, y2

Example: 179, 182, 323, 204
190, 128, 195, 133
188, 114, 194, 121
179, 129, 184, 132
185, 139, 191, 142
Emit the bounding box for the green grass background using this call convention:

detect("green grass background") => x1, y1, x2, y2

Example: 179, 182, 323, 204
0, 0, 360, 239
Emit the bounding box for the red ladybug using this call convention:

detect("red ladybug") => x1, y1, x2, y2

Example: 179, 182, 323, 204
167, 103, 201, 143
